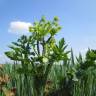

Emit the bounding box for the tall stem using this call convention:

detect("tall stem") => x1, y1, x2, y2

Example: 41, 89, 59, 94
42, 37, 45, 55
37, 40, 40, 55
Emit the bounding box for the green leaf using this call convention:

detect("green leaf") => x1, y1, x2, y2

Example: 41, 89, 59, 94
5, 51, 16, 60
12, 42, 21, 47
59, 38, 65, 49
54, 16, 59, 21
40, 16, 46, 23
29, 26, 33, 32
89, 51, 96, 58
8, 45, 21, 52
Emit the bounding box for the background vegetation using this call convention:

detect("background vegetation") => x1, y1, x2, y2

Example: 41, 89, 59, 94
0, 17, 96, 96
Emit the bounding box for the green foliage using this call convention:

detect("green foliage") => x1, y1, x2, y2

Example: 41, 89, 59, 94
5, 16, 69, 96
4, 16, 96, 96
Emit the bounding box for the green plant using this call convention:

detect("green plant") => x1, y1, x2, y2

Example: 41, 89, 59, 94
5, 16, 69, 96
4, 16, 96, 96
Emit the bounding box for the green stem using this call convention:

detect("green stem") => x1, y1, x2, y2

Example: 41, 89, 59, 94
37, 40, 40, 55
42, 37, 45, 55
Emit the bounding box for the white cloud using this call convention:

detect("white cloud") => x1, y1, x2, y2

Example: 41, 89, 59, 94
9, 21, 32, 35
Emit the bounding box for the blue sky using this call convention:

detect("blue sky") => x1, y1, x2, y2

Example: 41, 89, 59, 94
1, 0, 96, 63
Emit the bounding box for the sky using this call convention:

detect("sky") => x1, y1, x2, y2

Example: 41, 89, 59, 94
1, 0, 96, 63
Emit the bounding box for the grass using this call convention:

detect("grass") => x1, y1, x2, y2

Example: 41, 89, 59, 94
0, 52, 96, 96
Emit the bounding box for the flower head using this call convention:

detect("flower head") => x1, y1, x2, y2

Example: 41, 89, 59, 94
42, 57, 48, 63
